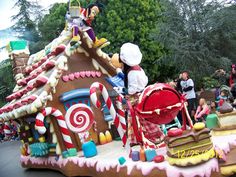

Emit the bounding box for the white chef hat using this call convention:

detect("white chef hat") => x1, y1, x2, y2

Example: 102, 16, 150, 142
120, 43, 142, 66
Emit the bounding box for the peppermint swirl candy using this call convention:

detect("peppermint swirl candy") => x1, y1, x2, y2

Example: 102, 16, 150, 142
65, 103, 94, 133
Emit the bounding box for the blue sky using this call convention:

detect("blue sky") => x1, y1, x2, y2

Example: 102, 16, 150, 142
0, 0, 68, 30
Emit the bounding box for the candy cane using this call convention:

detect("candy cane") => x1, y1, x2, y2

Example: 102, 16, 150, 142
35, 107, 75, 150
115, 95, 127, 144
90, 82, 127, 145
183, 102, 193, 128
4, 121, 12, 137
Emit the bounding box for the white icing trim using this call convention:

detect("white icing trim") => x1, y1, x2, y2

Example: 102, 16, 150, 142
92, 59, 110, 77
11, 49, 30, 55
77, 46, 89, 56
18, 140, 225, 177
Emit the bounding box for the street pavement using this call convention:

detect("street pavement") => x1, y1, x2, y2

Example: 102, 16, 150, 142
0, 141, 65, 177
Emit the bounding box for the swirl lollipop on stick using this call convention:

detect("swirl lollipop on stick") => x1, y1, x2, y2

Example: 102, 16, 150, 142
65, 103, 94, 143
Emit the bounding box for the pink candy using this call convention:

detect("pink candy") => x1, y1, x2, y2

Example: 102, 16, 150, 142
62, 71, 102, 82
153, 155, 165, 163
167, 128, 183, 137
62, 75, 69, 82
69, 74, 75, 81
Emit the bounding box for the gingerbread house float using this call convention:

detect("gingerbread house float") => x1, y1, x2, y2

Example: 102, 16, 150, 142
0, 7, 236, 177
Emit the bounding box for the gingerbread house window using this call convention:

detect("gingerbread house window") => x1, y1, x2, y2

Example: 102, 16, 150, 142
60, 88, 116, 122
60, 88, 91, 110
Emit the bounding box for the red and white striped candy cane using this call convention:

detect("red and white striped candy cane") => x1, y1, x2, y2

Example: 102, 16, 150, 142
35, 107, 75, 150
4, 121, 12, 137
90, 82, 127, 145
115, 95, 127, 144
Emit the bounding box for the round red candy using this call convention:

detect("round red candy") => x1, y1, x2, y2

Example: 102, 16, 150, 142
167, 128, 183, 137
153, 155, 164, 163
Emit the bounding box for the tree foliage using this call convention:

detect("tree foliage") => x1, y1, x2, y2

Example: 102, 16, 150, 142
9, 0, 236, 89
28, 3, 68, 53
210, 4, 236, 63
30, 3, 67, 53
152, 0, 235, 88
94, 0, 165, 83
38, 3, 67, 42
0, 60, 15, 107
11, 0, 42, 43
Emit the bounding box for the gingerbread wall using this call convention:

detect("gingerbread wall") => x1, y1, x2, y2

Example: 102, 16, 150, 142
47, 47, 116, 150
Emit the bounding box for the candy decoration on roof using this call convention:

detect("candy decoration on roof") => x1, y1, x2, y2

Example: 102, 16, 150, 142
53, 44, 66, 55
34, 76, 48, 88
90, 82, 127, 146
43, 60, 55, 71
35, 107, 76, 152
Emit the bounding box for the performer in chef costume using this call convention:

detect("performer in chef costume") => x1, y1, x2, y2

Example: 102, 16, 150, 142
112, 42, 148, 97
111, 43, 163, 146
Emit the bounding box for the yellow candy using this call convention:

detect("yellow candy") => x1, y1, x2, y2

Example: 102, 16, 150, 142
38, 136, 45, 143
25, 125, 29, 130
28, 137, 33, 142
99, 132, 107, 145
193, 122, 205, 131
105, 130, 112, 143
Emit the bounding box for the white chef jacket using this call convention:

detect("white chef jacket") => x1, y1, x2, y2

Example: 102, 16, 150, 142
128, 69, 148, 95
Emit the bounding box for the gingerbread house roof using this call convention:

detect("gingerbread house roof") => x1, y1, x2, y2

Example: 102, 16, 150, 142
0, 30, 117, 121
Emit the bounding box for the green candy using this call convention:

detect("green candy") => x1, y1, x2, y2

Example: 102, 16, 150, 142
118, 157, 126, 165
206, 114, 218, 129
68, 148, 77, 157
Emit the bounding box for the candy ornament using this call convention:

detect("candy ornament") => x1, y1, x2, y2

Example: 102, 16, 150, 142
65, 103, 94, 143
65, 103, 94, 133
35, 107, 76, 152
90, 82, 127, 146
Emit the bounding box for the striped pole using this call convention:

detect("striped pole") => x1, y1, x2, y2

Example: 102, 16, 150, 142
115, 95, 127, 145
4, 121, 12, 137
90, 82, 127, 146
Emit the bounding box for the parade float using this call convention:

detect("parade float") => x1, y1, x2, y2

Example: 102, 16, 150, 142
0, 1, 236, 177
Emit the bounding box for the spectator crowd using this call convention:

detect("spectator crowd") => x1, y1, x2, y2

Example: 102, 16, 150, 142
170, 64, 236, 124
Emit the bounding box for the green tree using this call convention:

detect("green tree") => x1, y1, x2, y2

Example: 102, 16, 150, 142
209, 4, 236, 63
29, 3, 68, 53
38, 3, 67, 42
0, 60, 15, 107
94, 0, 165, 83
153, 0, 233, 89
11, 0, 42, 43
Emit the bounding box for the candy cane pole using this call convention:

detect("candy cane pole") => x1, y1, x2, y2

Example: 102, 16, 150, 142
4, 121, 12, 137
184, 102, 193, 128
115, 95, 127, 143
90, 82, 127, 145
35, 107, 75, 150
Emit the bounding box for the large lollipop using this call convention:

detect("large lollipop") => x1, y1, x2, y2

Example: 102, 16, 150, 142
65, 103, 94, 143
